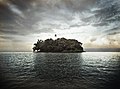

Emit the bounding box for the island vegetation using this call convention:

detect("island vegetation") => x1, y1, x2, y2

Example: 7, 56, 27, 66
33, 38, 84, 52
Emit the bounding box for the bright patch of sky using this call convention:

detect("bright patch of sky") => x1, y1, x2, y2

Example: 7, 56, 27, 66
0, 0, 120, 51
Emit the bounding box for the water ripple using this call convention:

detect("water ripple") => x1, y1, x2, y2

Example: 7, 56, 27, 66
0, 52, 120, 89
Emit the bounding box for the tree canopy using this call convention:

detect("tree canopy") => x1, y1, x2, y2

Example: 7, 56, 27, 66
33, 38, 84, 52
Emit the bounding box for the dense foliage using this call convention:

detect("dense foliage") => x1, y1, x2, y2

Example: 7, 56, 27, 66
33, 38, 84, 52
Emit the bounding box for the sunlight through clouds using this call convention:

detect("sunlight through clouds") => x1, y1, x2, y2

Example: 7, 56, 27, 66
0, 0, 120, 51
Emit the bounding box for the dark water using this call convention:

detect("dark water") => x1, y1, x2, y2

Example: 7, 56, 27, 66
0, 52, 120, 89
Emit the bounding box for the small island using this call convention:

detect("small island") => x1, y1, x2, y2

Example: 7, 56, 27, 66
33, 38, 85, 53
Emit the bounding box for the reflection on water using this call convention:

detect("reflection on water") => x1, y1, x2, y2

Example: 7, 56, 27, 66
34, 53, 83, 80
0, 52, 120, 89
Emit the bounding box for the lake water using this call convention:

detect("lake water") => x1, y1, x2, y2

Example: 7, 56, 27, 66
0, 52, 120, 89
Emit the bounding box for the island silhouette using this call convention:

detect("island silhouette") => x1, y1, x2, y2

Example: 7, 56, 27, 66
33, 38, 84, 52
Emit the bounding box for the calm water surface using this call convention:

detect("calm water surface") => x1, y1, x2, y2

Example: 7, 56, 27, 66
0, 52, 120, 89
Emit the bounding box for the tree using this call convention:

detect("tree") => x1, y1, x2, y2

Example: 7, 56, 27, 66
33, 38, 84, 52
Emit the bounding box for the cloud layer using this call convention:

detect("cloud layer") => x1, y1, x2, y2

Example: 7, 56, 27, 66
0, 0, 120, 51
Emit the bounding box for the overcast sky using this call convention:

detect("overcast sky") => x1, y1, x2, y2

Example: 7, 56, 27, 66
0, 0, 120, 51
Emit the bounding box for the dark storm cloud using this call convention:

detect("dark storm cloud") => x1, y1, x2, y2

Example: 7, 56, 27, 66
59, 0, 96, 12
0, 34, 21, 43
0, 29, 18, 34
0, 0, 120, 45
8, 0, 32, 10
92, 22, 109, 27
0, 0, 34, 35
108, 32, 120, 35
104, 27, 120, 35
0, 0, 96, 35
0, 3, 14, 22
0, 35, 14, 41
80, 0, 120, 40
35, 28, 54, 33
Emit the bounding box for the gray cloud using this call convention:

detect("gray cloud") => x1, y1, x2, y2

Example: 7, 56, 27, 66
104, 27, 120, 35
0, 0, 120, 50
92, 22, 108, 27
0, 3, 15, 22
